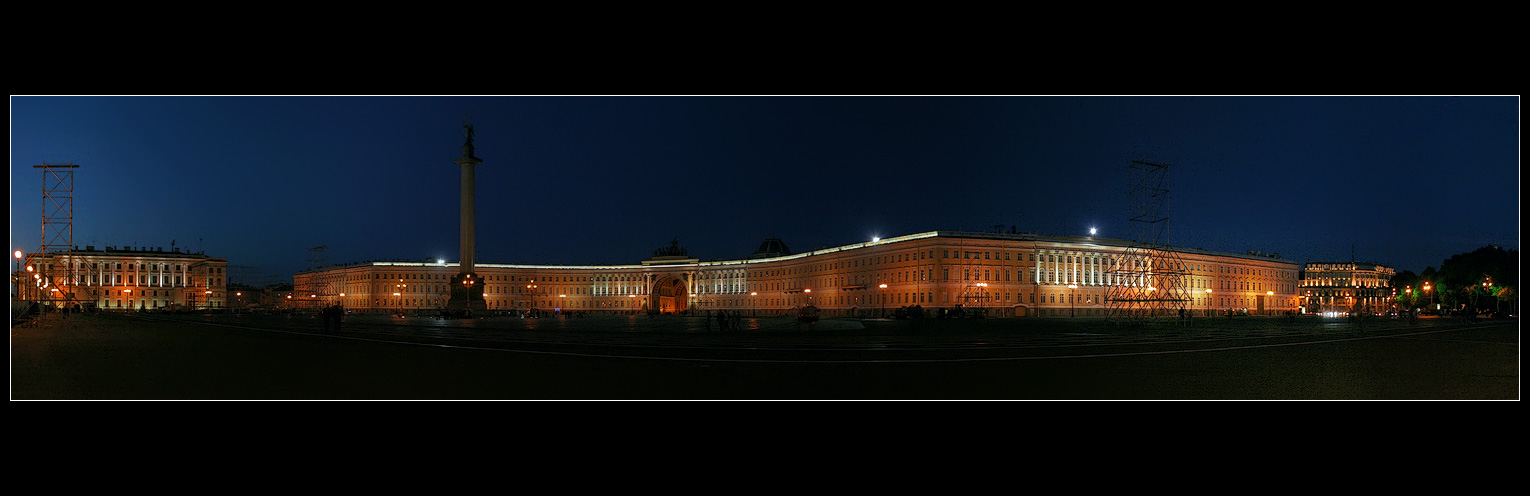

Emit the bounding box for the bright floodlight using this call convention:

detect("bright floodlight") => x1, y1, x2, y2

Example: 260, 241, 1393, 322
1089, 227, 1097, 236
438, 259, 445, 264
872, 236, 880, 243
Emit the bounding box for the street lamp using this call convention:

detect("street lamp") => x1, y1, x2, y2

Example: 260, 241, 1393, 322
24, 262, 35, 307
11, 250, 20, 299
395, 280, 407, 317
1423, 282, 1433, 311
1068, 284, 1078, 317
1206, 288, 1213, 317
750, 291, 757, 317
976, 282, 988, 315
559, 294, 567, 315
1476, 280, 1493, 316
877, 283, 886, 317
1267, 290, 1275, 316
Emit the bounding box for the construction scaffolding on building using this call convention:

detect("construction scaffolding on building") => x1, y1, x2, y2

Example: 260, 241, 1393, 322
1107, 159, 1190, 320
293, 245, 340, 309
27, 163, 81, 311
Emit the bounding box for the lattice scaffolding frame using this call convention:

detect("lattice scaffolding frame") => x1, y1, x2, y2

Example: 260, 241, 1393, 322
295, 245, 339, 309
32, 163, 80, 309
1107, 159, 1190, 320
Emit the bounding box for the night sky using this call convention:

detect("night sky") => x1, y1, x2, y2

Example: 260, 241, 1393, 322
10, 96, 1520, 286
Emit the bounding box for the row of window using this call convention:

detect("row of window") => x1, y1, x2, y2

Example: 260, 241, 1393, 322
41, 261, 222, 273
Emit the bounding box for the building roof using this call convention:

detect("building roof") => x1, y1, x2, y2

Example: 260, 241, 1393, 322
750, 237, 792, 259
300, 230, 1299, 274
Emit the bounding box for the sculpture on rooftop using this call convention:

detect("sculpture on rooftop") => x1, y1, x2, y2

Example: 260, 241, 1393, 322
653, 237, 689, 257
461, 123, 477, 160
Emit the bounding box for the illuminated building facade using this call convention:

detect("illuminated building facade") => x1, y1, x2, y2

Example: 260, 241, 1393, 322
1297, 261, 1396, 316
294, 231, 1301, 317
18, 246, 229, 311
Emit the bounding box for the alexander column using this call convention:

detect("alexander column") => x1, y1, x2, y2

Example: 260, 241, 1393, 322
448, 123, 487, 315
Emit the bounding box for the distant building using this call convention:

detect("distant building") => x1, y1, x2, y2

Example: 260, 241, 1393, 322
18, 245, 228, 311
1298, 261, 1396, 316
294, 230, 1302, 317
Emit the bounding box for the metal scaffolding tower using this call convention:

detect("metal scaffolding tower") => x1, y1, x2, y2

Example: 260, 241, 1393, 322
296, 245, 338, 308
30, 163, 81, 310
1107, 159, 1190, 320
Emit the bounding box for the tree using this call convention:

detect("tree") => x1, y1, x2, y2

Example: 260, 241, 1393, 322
1436, 245, 1518, 313
1392, 270, 1421, 308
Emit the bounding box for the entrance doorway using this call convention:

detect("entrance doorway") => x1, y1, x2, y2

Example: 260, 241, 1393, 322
651, 275, 689, 314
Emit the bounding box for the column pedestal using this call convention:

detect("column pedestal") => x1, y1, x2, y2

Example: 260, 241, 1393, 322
448, 273, 486, 315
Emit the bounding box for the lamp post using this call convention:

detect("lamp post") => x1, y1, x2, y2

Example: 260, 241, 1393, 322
750, 291, 757, 317
878, 283, 887, 317
1068, 283, 1078, 317
1267, 290, 1275, 316
25, 263, 35, 310
560, 294, 567, 316
388, 281, 400, 315
1485, 277, 1497, 315
1206, 288, 1213, 317
1423, 282, 1433, 312
1478, 280, 1493, 317
976, 282, 988, 316
12, 250, 20, 300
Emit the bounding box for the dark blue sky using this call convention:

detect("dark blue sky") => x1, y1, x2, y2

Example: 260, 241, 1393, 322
10, 96, 1519, 285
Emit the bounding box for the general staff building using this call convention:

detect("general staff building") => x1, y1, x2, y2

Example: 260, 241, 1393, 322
293, 230, 1302, 317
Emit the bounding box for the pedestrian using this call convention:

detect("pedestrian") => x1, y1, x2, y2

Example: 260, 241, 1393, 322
718, 310, 728, 331
704, 310, 712, 331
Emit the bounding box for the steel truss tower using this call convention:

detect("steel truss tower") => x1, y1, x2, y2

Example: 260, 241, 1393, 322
1107, 159, 1190, 320
32, 163, 80, 310
296, 245, 339, 309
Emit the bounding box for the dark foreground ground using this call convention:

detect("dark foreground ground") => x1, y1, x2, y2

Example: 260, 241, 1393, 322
10, 311, 1520, 400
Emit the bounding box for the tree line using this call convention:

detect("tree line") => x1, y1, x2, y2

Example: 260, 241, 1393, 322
1391, 245, 1517, 316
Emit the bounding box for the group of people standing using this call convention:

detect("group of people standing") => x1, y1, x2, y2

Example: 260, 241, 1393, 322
704, 310, 745, 331
321, 305, 345, 331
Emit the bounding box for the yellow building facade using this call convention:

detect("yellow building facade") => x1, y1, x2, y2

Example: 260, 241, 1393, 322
19, 246, 229, 311
293, 231, 1302, 317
